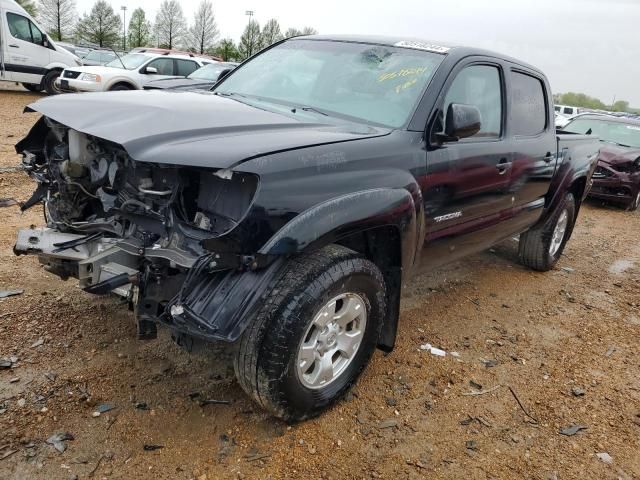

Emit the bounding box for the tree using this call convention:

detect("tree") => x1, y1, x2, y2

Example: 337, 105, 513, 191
284, 27, 302, 39
260, 18, 282, 47
155, 0, 186, 50
127, 8, 151, 48
37, 0, 76, 41
283, 27, 317, 39
16, 0, 37, 16
188, 0, 218, 54
611, 100, 630, 113
214, 38, 239, 61
76, 0, 121, 47
238, 19, 261, 59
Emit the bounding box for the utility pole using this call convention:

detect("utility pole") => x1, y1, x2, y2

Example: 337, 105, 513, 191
245, 10, 254, 57
121, 6, 127, 51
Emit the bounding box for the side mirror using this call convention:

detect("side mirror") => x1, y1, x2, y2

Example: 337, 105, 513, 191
144, 66, 158, 74
43, 37, 50, 48
442, 103, 482, 141
216, 68, 232, 82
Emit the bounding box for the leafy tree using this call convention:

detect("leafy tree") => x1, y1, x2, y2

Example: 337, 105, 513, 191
214, 38, 239, 61
16, 0, 37, 16
189, 0, 218, 54
555, 92, 606, 110
37, 0, 76, 41
283, 27, 317, 39
155, 0, 186, 49
284, 27, 302, 39
76, 0, 121, 48
611, 100, 630, 112
127, 8, 152, 48
260, 18, 282, 47
238, 19, 261, 59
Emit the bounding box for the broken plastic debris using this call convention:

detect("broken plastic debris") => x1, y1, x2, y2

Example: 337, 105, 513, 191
559, 424, 587, 436
46, 432, 74, 453
419, 344, 446, 357
596, 452, 612, 464
95, 403, 115, 414
0, 289, 23, 299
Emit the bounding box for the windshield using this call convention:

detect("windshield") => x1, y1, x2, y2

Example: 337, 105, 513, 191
215, 39, 444, 128
106, 53, 151, 70
564, 118, 640, 148
189, 64, 227, 81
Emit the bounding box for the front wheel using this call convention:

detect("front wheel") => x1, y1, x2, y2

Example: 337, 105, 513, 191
43, 70, 62, 95
234, 245, 386, 421
519, 192, 576, 271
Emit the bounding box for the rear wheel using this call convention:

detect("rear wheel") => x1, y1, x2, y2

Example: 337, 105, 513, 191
234, 245, 385, 421
43, 70, 62, 95
519, 192, 576, 271
22, 83, 43, 93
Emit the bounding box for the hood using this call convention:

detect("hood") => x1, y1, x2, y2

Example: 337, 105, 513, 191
27, 90, 390, 169
144, 78, 213, 90
598, 143, 640, 166
64, 65, 121, 75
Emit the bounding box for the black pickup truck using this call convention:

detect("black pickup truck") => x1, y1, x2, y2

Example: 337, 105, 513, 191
14, 35, 599, 421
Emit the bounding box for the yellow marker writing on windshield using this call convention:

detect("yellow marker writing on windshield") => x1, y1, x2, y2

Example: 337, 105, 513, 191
378, 67, 428, 82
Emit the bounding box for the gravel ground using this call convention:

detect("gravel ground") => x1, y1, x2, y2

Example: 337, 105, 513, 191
1, 84, 639, 480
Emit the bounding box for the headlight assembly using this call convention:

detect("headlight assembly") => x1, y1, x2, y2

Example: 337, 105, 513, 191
80, 73, 102, 82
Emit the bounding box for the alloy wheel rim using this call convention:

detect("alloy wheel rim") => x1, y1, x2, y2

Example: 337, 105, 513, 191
550, 209, 568, 257
296, 293, 367, 390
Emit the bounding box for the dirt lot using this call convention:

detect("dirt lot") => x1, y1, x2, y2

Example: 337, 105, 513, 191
0, 84, 639, 480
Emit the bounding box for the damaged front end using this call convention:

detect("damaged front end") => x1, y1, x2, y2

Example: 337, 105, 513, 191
14, 116, 271, 343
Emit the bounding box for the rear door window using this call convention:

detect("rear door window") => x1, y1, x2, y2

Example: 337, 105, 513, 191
176, 59, 199, 76
511, 71, 547, 136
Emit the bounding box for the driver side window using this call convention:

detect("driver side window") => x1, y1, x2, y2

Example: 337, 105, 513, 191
146, 58, 174, 75
443, 65, 503, 139
7, 13, 45, 45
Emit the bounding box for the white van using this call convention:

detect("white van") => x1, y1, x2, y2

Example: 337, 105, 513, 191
0, 0, 81, 93
554, 105, 582, 117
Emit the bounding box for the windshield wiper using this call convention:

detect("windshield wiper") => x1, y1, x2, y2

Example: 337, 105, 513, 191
601, 139, 631, 148
215, 91, 248, 98
291, 106, 329, 117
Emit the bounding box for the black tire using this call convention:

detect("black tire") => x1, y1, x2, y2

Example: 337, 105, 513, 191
22, 83, 43, 93
43, 70, 62, 95
628, 190, 640, 211
109, 83, 133, 91
234, 245, 386, 421
519, 192, 576, 271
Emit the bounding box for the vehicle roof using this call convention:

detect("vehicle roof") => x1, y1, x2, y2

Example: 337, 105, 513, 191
569, 114, 640, 125
2, 0, 30, 16
297, 34, 544, 75
129, 52, 212, 62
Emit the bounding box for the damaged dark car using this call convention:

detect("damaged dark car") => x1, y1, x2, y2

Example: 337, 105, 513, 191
14, 35, 599, 421
563, 114, 640, 210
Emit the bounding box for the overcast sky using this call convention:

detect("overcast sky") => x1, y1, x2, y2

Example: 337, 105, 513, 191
76, 0, 640, 106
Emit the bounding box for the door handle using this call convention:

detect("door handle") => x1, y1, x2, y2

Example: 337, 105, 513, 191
543, 152, 555, 163
9, 44, 19, 48
496, 158, 512, 175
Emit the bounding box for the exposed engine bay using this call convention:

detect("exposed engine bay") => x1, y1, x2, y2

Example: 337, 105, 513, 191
14, 116, 265, 343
